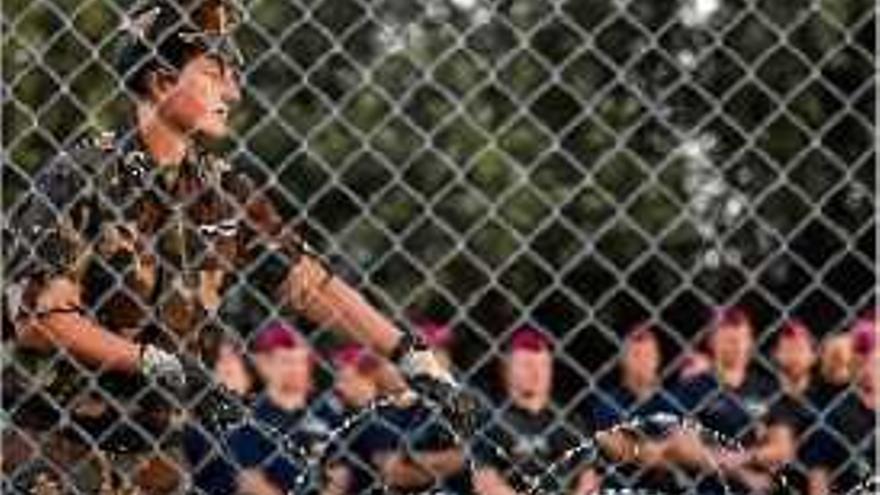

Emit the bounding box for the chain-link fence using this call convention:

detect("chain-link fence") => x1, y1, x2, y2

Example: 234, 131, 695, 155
2, 0, 876, 493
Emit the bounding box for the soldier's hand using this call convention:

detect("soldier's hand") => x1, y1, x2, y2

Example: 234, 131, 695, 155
139, 344, 186, 391
400, 348, 454, 385
396, 344, 482, 437
407, 374, 482, 438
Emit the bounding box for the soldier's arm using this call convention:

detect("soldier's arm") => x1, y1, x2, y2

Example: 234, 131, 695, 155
571, 467, 601, 495
373, 447, 466, 489
9, 267, 182, 384
13, 277, 141, 371
5, 152, 178, 379
235, 178, 437, 391
233, 174, 404, 356
236, 469, 285, 495
281, 252, 403, 357
472, 467, 521, 495
373, 451, 435, 489
278, 251, 415, 395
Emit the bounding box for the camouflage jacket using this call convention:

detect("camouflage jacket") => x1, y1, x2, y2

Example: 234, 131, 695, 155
2, 128, 310, 451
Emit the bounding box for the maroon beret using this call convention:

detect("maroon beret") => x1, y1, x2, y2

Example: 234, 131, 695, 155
510, 326, 552, 352
252, 320, 301, 353
417, 321, 454, 349
329, 343, 379, 371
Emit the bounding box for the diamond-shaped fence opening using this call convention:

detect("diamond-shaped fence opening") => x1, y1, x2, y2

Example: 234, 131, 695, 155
2, 0, 876, 494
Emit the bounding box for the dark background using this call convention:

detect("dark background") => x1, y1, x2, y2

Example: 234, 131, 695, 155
2, 0, 875, 397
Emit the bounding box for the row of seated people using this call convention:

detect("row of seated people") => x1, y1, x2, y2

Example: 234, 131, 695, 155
183, 307, 878, 495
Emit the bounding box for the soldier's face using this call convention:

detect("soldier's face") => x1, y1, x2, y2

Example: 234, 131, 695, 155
773, 334, 815, 378
157, 53, 241, 139
711, 323, 753, 369
334, 365, 378, 408
820, 334, 853, 385
506, 349, 553, 406
215, 343, 252, 396
623, 336, 661, 383
259, 347, 312, 396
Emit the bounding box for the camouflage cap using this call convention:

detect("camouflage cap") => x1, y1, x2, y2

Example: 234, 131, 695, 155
116, 0, 244, 94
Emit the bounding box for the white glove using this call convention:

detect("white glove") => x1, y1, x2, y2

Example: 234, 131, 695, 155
399, 348, 455, 386
139, 344, 185, 390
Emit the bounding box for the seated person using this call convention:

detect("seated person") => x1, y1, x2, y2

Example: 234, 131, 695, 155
183, 330, 256, 495
763, 321, 823, 494
472, 326, 597, 495
328, 343, 470, 494
669, 307, 784, 494
225, 321, 339, 495
321, 343, 385, 494
802, 317, 877, 495
813, 332, 854, 404
584, 324, 685, 492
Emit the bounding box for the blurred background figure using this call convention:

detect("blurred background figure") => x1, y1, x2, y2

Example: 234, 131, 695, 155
585, 324, 684, 492
804, 315, 878, 495
671, 307, 783, 493
183, 330, 256, 495
815, 332, 854, 403
676, 307, 778, 440
331, 343, 383, 410
320, 343, 384, 495
416, 319, 456, 374
326, 343, 470, 494
763, 320, 822, 494
472, 326, 597, 495
773, 320, 816, 398
589, 324, 676, 429
226, 320, 336, 495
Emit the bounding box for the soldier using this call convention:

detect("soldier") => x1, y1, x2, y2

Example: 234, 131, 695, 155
182, 330, 256, 494
2, 0, 460, 492
472, 326, 597, 495
225, 321, 340, 495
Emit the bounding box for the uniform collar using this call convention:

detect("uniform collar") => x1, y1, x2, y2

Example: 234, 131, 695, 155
115, 125, 208, 193
254, 393, 306, 428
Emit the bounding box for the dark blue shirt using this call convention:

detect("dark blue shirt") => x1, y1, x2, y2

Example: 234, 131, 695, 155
585, 379, 685, 492
225, 393, 340, 494
802, 392, 876, 493
672, 366, 779, 443
586, 379, 683, 432
352, 400, 472, 494
474, 400, 589, 494
182, 386, 251, 495
671, 367, 780, 494
318, 397, 389, 494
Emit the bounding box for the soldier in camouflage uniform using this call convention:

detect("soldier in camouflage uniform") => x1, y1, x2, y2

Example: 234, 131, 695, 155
2, 0, 462, 493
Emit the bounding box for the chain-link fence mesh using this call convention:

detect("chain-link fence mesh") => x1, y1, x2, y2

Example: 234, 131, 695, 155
2, 0, 877, 493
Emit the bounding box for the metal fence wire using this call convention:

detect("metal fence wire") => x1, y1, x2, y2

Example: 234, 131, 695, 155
1, 0, 877, 494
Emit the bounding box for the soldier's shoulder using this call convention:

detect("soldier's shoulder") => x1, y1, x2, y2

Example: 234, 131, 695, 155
30, 130, 118, 189
72, 129, 119, 155
11, 129, 139, 220
49, 130, 119, 170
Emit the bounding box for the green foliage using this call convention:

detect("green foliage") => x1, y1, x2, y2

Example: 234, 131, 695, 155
2, 0, 874, 343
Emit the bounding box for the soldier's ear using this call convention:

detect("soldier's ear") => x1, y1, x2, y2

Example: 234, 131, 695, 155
253, 352, 271, 382
499, 356, 511, 385
143, 68, 179, 102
